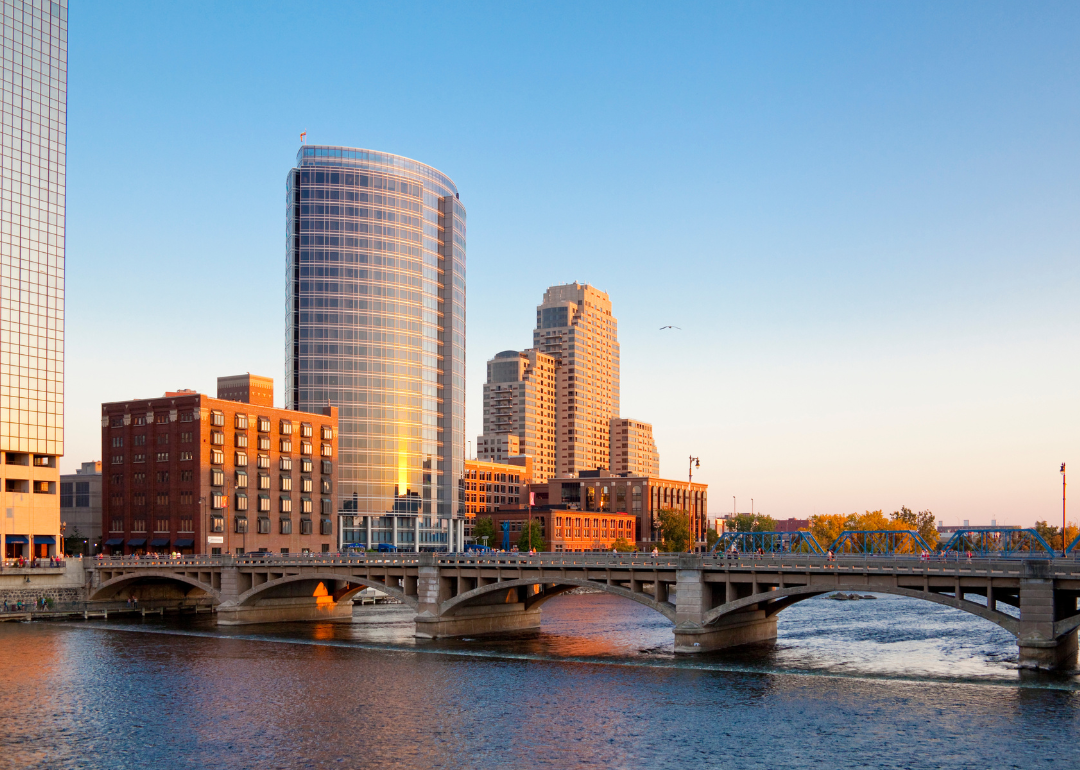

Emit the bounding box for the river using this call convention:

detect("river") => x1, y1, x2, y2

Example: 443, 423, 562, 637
0, 592, 1077, 769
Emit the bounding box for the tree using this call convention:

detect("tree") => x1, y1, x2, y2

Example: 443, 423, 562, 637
473, 517, 495, 548
890, 506, 939, 549
656, 509, 690, 552
611, 537, 635, 552
807, 514, 848, 548
705, 527, 719, 551
517, 520, 546, 552
1034, 520, 1063, 551
728, 513, 777, 533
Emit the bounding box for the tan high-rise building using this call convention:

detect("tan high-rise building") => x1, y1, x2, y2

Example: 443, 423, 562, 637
480, 349, 557, 482
610, 418, 659, 477
533, 283, 620, 477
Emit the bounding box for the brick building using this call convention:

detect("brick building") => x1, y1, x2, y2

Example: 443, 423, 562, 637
100, 376, 337, 556
460, 457, 533, 541
484, 507, 636, 552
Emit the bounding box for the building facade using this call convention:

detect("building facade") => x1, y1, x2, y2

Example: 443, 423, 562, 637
0, 0, 66, 560
101, 385, 337, 556
532, 283, 619, 477
609, 418, 659, 477
60, 460, 100, 554
529, 471, 708, 548
476, 432, 519, 463
485, 508, 636, 552
479, 348, 556, 481
460, 457, 532, 542
285, 146, 465, 551
217, 373, 274, 407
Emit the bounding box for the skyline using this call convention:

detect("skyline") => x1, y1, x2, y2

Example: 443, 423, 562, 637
61, 2, 1080, 526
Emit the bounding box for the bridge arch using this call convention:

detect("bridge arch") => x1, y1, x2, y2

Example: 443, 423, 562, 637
90, 571, 221, 603
438, 577, 677, 623
234, 572, 418, 610
702, 584, 1020, 636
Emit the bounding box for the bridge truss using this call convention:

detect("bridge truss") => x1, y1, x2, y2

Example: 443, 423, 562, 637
939, 528, 1055, 558
711, 531, 825, 555
827, 530, 933, 556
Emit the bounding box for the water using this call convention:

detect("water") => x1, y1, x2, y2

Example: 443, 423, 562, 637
1, 593, 1078, 770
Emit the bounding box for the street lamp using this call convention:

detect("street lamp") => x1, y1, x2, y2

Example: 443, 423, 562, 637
688, 456, 700, 552
1061, 463, 1067, 557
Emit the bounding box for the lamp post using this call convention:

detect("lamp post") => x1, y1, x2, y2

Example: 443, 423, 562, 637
1061, 463, 1067, 557
688, 456, 700, 552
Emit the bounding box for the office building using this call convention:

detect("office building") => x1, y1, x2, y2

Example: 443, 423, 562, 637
479, 348, 556, 481
459, 457, 533, 542
0, 0, 67, 560
609, 418, 659, 477
476, 433, 519, 463
217, 373, 274, 407
485, 507, 636, 552
100, 381, 337, 555
285, 146, 465, 551
532, 283, 619, 477
60, 461, 101, 554
529, 470, 707, 548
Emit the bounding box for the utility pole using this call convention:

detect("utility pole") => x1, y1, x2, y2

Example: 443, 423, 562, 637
1061, 463, 1067, 557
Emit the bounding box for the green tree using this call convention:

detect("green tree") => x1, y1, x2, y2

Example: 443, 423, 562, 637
1034, 520, 1062, 551
705, 527, 719, 551
473, 517, 495, 548
728, 513, 777, 533
517, 520, 546, 551
890, 506, 939, 549
657, 509, 691, 552
611, 537, 635, 552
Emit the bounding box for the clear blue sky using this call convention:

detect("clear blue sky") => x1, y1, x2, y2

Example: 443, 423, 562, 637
66, 2, 1080, 526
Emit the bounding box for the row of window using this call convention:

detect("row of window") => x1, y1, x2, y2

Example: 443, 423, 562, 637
208, 432, 331, 456
111, 452, 189, 464
110, 412, 333, 441
224, 516, 333, 536
110, 518, 195, 534
209, 492, 334, 516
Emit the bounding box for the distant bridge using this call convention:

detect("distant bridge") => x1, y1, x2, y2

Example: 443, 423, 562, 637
85, 552, 1080, 671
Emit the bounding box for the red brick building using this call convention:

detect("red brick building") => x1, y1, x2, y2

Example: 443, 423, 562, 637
100, 376, 337, 556
483, 507, 636, 552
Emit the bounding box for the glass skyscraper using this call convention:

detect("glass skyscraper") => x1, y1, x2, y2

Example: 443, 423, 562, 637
0, 0, 66, 559
285, 146, 465, 551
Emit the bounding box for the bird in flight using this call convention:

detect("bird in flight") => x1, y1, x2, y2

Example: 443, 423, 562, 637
660, 325, 681, 330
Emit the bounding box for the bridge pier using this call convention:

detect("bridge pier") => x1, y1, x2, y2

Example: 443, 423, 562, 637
673, 558, 778, 653
1018, 569, 1078, 671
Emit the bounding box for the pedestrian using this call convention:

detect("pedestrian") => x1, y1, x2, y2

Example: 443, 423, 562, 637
127, 595, 132, 609
132, 594, 138, 610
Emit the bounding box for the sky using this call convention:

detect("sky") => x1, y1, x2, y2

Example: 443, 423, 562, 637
65, 2, 1080, 526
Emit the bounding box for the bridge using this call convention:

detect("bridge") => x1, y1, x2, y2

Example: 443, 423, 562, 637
85, 552, 1080, 671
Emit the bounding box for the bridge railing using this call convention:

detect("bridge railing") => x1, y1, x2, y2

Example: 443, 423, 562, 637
710, 531, 825, 556
938, 528, 1056, 558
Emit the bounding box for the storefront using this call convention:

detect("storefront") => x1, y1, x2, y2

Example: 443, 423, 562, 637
4, 534, 27, 559
103, 538, 124, 556
127, 537, 147, 555
33, 535, 55, 558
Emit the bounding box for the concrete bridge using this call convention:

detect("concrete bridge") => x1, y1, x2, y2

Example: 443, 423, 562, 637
85, 552, 1080, 671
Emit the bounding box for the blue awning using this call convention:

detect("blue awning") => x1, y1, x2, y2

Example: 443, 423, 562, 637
104, 538, 124, 546
127, 538, 147, 546
174, 539, 194, 547
5, 535, 28, 544
33, 535, 55, 545
149, 538, 170, 547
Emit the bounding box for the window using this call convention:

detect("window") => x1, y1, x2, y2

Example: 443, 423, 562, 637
301, 441, 312, 456
180, 411, 194, 423
156, 452, 169, 462
211, 491, 225, 510
210, 411, 225, 427
133, 473, 146, 485
321, 425, 333, 441
60, 482, 73, 507
180, 432, 192, 443
235, 516, 249, 534
157, 434, 169, 445
280, 476, 292, 492
321, 498, 333, 515
280, 518, 293, 535
111, 455, 124, 465
235, 470, 248, 488
211, 449, 224, 465
111, 416, 124, 428
320, 519, 333, 536
258, 417, 271, 433
210, 515, 224, 533
258, 436, 271, 451
111, 437, 123, 448
235, 434, 248, 448
279, 420, 293, 435
156, 471, 169, 484
258, 494, 271, 512
110, 518, 124, 533
320, 443, 332, 458
257, 517, 271, 535
301, 477, 313, 493
133, 435, 146, 446
280, 456, 292, 472
133, 416, 146, 427
280, 438, 292, 453
211, 468, 225, 487
133, 519, 147, 533
321, 478, 331, 494
300, 423, 313, 438
321, 460, 332, 475
258, 473, 270, 490
280, 496, 292, 513
179, 518, 193, 533
180, 470, 193, 482
301, 458, 313, 474
235, 492, 248, 511
180, 491, 193, 505
255, 454, 270, 469
155, 413, 168, 425
133, 454, 146, 464
301, 496, 313, 514
300, 518, 313, 535
235, 414, 248, 430
154, 518, 169, 533
211, 431, 224, 446
180, 451, 194, 462
235, 451, 248, 467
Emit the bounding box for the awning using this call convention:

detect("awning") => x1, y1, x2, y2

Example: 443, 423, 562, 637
150, 538, 170, 547
33, 535, 55, 545
127, 538, 147, 546
104, 538, 124, 546
5, 535, 28, 544
174, 539, 194, 547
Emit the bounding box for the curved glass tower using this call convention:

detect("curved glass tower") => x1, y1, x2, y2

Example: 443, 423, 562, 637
285, 146, 465, 550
